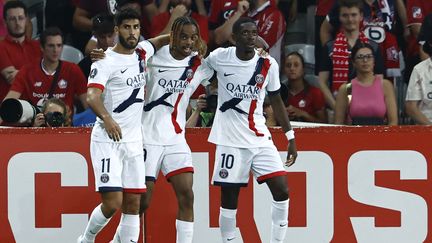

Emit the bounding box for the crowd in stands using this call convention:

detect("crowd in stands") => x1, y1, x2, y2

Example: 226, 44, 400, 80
0, 0, 432, 127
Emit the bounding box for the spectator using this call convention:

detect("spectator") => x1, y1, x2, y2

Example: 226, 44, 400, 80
33, 97, 69, 127
334, 42, 397, 125
209, 0, 286, 64
150, 0, 209, 42
284, 52, 327, 123
158, 0, 208, 16
315, 0, 336, 75
321, 0, 403, 79
0, 0, 41, 101
318, 0, 384, 110
404, 0, 432, 84
186, 83, 217, 127
3, 27, 88, 119
79, 13, 116, 78
405, 14, 432, 125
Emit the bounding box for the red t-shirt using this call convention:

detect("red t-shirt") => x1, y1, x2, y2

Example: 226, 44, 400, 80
10, 61, 87, 112
316, 0, 336, 17
0, 36, 41, 100
150, 12, 209, 42
406, 0, 432, 56
208, 0, 238, 30
287, 86, 325, 118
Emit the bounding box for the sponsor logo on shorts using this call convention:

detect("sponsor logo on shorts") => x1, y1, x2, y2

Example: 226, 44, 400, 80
101, 173, 109, 183
219, 169, 229, 179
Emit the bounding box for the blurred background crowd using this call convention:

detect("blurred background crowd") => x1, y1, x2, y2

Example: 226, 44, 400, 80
0, 0, 431, 127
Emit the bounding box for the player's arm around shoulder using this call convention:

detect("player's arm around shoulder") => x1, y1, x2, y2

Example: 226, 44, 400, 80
147, 34, 170, 51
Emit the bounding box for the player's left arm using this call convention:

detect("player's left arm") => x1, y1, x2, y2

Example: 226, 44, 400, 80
269, 92, 297, 166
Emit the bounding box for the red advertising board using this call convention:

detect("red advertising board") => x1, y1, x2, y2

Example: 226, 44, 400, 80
0, 126, 431, 243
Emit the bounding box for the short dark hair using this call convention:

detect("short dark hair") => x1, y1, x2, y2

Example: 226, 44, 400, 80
92, 13, 115, 35
338, 0, 364, 13
232, 17, 256, 35
350, 41, 374, 60
114, 8, 141, 26
3, 0, 28, 19
40, 27, 63, 47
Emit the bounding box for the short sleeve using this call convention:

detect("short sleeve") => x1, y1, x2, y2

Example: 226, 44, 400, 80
405, 67, 423, 101
87, 61, 110, 91
406, 0, 424, 25
266, 59, 281, 92
138, 40, 156, 61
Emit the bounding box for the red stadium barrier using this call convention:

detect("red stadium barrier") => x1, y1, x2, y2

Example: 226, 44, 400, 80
0, 126, 431, 243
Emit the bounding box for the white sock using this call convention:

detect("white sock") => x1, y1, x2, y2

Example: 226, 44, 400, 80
113, 213, 140, 243
219, 207, 237, 243
270, 199, 289, 243
176, 219, 194, 243
82, 204, 111, 243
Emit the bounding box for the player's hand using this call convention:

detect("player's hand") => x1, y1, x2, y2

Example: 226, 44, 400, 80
90, 48, 105, 62
171, 4, 188, 19
285, 139, 298, 167
32, 113, 46, 127
195, 94, 207, 111
103, 115, 122, 142
237, 0, 250, 15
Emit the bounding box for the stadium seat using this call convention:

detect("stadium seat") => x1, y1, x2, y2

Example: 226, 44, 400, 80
61, 44, 84, 64
285, 13, 307, 45
284, 44, 315, 74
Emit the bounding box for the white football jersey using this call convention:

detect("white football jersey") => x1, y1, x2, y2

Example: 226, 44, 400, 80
203, 47, 281, 148
142, 45, 213, 145
88, 41, 155, 142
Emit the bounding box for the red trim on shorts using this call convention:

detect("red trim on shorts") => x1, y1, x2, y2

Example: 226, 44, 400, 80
257, 171, 287, 184
166, 167, 194, 179
88, 83, 105, 91
123, 188, 147, 194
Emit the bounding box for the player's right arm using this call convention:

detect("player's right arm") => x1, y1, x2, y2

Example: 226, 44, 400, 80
87, 87, 122, 141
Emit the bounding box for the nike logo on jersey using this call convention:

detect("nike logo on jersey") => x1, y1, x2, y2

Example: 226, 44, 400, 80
130, 240, 137, 243
227, 237, 235, 241
224, 72, 235, 77
121, 68, 128, 73
158, 69, 168, 73
279, 223, 288, 227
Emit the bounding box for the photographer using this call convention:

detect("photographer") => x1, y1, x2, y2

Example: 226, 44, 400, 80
33, 98, 68, 127
186, 83, 217, 127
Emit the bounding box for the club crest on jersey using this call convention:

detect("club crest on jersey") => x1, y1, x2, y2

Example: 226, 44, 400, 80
219, 169, 229, 179
100, 173, 109, 183
255, 74, 265, 84
186, 69, 194, 79
58, 79, 67, 89
90, 68, 98, 78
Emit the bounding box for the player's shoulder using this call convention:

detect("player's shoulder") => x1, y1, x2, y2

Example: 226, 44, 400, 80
208, 46, 234, 59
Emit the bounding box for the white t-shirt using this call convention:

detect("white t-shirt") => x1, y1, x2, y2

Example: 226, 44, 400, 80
88, 40, 155, 142
203, 47, 281, 148
405, 58, 432, 122
142, 45, 213, 145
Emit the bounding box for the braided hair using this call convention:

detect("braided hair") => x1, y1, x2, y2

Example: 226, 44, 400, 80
170, 16, 207, 56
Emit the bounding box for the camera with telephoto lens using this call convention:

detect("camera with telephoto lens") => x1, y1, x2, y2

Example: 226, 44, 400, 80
44, 111, 65, 127
0, 98, 39, 124
203, 94, 218, 112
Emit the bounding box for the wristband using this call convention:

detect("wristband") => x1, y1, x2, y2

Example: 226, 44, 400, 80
285, 130, 295, 140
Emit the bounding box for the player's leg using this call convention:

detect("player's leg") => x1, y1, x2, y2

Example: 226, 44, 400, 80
112, 141, 147, 243
212, 145, 251, 243
78, 142, 124, 243
139, 144, 163, 215
163, 143, 195, 243
170, 172, 194, 243
253, 145, 289, 243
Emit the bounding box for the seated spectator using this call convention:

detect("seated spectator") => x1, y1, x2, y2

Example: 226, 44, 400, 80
3, 27, 88, 119
334, 42, 398, 125
405, 14, 432, 125
33, 97, 69, 127
150, 0, 208, 42
321, 0, 402, 80
318, 0, 384, 110
284, 52, 327, 123
79, 13, 116, 78
0, 0, 41, 101
186, 83, 217, 127
209, 0, 286, 64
